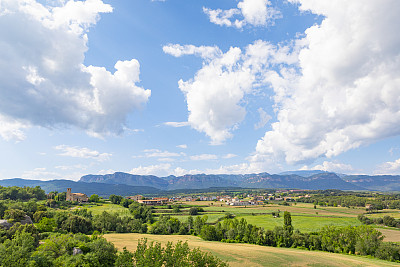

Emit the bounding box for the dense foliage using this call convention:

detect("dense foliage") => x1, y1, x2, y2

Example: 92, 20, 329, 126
0, 186, 46, 201
297, 190, 400, 211
358, 214, 400, 228
119, 238, 228, 267
0, 226, 227, 267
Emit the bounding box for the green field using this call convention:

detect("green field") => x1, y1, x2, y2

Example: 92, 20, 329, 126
236, 214, 361, 232
105, 233, 400, 267
174, 213, 225, 223
166, 202, 366, 233
84, 203, 132, 217
366, 210, 400, 219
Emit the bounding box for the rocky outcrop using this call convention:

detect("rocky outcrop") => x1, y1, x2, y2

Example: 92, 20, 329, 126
0, 215, 33, 230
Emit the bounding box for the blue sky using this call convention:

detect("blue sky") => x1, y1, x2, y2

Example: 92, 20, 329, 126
1, 0, 400, 180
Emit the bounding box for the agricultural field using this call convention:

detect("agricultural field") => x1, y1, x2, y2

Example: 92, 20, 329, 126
84, 201, 400, 242
235, 214, 361, 232
158, 202, 367, 233
366, 210, 400, 219
105, 233, 400, 267
84, 203, 132, 217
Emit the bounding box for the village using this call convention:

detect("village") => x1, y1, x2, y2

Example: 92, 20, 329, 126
163, 190, 311, 206
65, 187, 311, 206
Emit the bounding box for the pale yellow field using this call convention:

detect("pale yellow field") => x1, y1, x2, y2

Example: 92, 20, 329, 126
378, 228, 400, 242
105, 233, 400, 267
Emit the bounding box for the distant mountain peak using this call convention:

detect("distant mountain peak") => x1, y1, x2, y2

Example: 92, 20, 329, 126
278, 170, 329, 177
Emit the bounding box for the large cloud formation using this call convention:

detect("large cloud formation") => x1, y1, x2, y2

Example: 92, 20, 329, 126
0, 0, 150, 140
256, 0, 400, 165
167, 0, 400, 169
164, 41, 296, 145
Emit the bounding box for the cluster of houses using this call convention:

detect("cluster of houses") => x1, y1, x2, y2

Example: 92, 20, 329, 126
64, 188, 311, 206
168, 194, 268, 206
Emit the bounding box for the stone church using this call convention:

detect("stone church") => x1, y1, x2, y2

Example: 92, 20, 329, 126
66, 188, 89, 202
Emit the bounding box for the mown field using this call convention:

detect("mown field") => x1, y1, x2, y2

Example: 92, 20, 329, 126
105, 233, 400, 267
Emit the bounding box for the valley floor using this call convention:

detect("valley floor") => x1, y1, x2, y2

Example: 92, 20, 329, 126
105, 233, 400, 267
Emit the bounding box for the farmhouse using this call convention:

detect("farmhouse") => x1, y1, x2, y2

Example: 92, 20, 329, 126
126, 195, 144, 201
66, 188, 89, 202
138, 197, 169, 205
229, 201, 251, 206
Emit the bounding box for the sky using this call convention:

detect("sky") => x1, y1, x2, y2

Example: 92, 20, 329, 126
1, 0, 400, 180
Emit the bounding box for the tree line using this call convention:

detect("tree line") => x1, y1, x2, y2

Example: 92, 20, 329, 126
0, 224, 227, 266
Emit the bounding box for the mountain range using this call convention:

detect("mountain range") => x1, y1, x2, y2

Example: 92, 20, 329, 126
80, 172, 365, 191
1, 171, 399, 197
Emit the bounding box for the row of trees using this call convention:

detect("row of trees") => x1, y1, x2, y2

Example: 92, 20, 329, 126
358, 214, 400, 228
125, 238, 228, 266
198, 212, 400, 262
297, 191, 400, 211
0, 186, 46, 201
30, 202, 154, 235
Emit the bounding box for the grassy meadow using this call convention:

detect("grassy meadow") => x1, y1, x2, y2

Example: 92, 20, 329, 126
83, 203, 132, 217
105, 233, 400, 267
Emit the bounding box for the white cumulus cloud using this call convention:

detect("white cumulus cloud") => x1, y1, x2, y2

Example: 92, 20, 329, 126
174, 47, 254, 144
54, 145, 111, 161
165, 40, 299, 145
203, 0, 281, 29
143, 149, 183, 158
163, 122, 190, 128
163, 44, 221, 59
301, 161, 354, 173
223, 153, 238, 159
21, 167, 63, 180
190, 154, 218, 161
0, 0, 150, 140
376, 158, 400, 174
254, 0, 400, 165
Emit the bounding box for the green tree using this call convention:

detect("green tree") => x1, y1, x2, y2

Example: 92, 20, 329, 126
200, 225, 218, 241
84, 237, 118, 266
61, 215, 92, 234
109, 194, 124, 205
89, 194, 100, 203
36, 217, 57, 233
189, 207, 199, 216
0, 202, 7, 219
55, 192, 66, 202
4, 208, 26, 222
115, 247, 135, 267
283, 211, 293, 234
0, 231, 36, 267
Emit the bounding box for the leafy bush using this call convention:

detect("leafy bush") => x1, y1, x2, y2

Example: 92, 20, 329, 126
132, 238, 228, 267
4, 209, 26, 222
